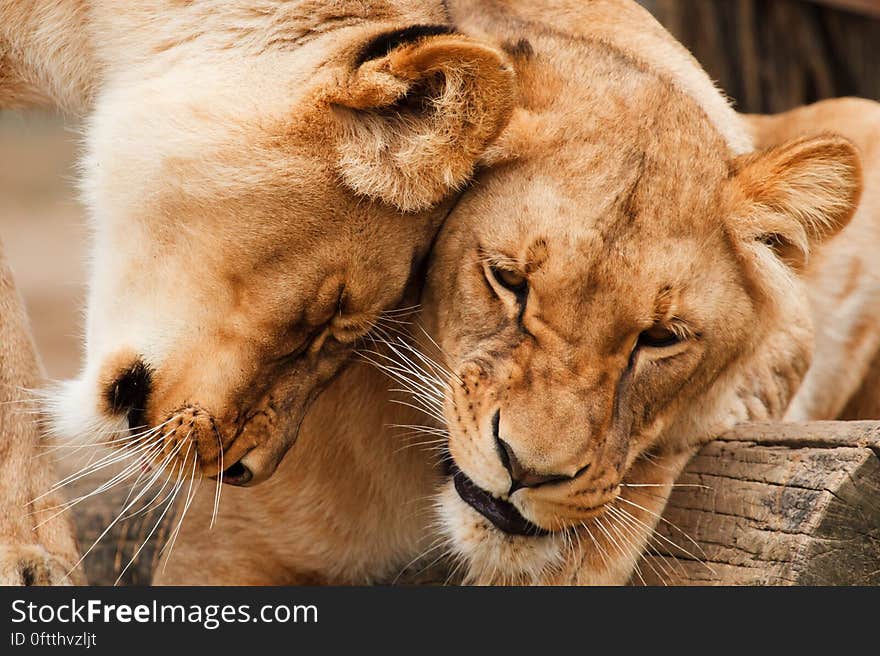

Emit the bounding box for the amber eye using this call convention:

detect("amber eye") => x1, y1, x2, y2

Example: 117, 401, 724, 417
490, 266, 528, 295
637, 324, 681, 349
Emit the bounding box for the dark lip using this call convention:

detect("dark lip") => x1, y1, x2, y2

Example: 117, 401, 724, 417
451, 467, 550, 537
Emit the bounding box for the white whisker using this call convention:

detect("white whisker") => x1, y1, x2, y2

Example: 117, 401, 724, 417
615, 495, 711, 564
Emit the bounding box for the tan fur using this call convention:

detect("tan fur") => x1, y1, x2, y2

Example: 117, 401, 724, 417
155, 362, 439, 584
1, 2, 515, 497
158, 1, 867, 586
414, 2, 860, 583
0, 245, 83, 584
0, 0, 97, 112
746, 99, 880, 421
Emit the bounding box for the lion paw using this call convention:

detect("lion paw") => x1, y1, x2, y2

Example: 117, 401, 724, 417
0, 543, 74, 586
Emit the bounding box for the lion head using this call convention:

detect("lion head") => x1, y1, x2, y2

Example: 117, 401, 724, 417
405, 24, 862, 584
48, 5, 515, 488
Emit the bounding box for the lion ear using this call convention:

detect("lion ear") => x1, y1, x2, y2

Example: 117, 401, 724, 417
730, 134, 862, 271
330, 26, 515, 212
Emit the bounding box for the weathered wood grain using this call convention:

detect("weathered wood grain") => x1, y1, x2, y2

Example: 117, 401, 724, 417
637, 422, 880, 585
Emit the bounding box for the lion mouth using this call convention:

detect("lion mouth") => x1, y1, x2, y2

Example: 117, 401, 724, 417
452, 468, 549, 537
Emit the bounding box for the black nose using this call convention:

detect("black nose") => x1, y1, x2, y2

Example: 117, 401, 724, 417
107, 359, 152, 430
220, 461, 253, 486
492, 409, 588, 492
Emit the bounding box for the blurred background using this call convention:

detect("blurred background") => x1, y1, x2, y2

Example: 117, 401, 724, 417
0, 112, 86, 380
1, 0, 879, 382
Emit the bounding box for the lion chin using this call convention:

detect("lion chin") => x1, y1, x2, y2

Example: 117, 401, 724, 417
436, 481, 652, 586
435, 483, 567, 585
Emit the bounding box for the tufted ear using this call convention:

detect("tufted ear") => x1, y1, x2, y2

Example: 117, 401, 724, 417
730, 134, 862, 271
330, 25, 515, 212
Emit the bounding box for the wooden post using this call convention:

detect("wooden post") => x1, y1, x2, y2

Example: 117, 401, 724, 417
638, 422, 880, 585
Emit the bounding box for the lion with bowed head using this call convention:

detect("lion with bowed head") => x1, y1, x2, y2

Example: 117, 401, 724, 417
0, 0, 515, 583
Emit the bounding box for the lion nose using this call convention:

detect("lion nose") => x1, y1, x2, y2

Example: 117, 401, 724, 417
492, 410, 589, 492
219, 461, 253, 486
107, 359, 152, 430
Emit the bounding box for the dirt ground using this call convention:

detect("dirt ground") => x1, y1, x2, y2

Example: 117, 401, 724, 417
0, 111, 87, 381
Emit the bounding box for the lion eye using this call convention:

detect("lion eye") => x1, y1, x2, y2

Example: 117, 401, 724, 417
637, 325, 681, 349
490, 266, 528, 295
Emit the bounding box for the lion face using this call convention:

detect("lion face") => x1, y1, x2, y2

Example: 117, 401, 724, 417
415, 47, 861, 583
49, 21, 514, 486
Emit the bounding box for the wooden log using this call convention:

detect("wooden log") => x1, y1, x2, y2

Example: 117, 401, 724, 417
637, 421, 880, 585
60, 421, 880, 585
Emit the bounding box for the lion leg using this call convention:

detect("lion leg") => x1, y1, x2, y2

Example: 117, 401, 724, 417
785, 248, 880, 421
785, 316, 880, 421
0, 244, 83, 584
839, 346, 880, 419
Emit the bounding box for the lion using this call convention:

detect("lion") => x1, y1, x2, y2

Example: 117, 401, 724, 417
746, 98, 880, 423
0, 1, 516, 582
155, 0, 870, 586
0, 246, 83, 584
